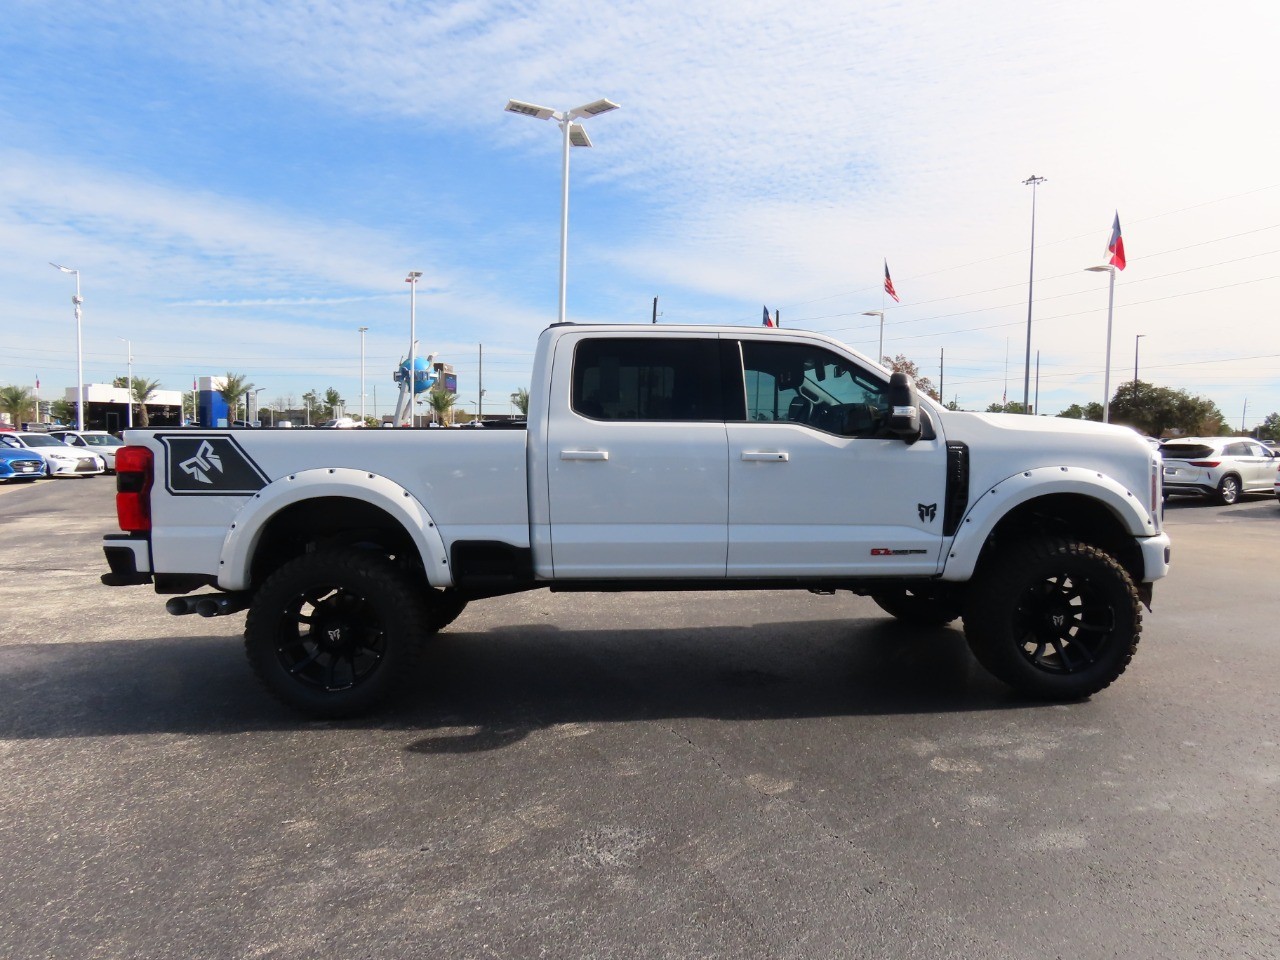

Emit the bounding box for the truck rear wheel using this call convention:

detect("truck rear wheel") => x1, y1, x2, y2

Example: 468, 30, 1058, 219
244, 550, 427, 718
962, 538, 1141, 700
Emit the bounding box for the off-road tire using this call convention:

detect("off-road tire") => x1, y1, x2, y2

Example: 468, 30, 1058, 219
244, 550, 427, 718
871, 586, 962, 626
963, 537, 1141, 700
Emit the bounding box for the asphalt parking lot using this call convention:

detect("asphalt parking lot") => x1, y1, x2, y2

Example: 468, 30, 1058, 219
1, 478, 1277, 960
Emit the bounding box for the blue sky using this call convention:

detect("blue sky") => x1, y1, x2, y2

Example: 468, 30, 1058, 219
3, 0, 1279, 426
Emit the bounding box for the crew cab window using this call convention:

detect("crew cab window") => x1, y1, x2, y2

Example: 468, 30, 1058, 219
739, 340, 888, 438
572, 338, 722, 421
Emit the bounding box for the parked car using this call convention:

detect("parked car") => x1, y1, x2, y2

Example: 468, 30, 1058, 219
1160, 437, 1277, 504
48, 429, 126, 472
0, 432, 105, 477
0, 446, 47, 482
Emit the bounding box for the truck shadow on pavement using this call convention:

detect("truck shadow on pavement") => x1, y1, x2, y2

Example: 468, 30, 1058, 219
0, 616, 1043, 744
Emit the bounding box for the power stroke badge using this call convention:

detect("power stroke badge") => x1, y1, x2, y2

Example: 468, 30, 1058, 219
157, 434, 270, 495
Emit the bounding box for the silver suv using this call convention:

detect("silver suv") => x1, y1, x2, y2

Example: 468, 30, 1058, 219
1160, 437, 1278, 504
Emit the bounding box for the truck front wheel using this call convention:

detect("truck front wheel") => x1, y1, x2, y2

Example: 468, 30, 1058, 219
963, 538, 1141, 700
244, 550, 427, 717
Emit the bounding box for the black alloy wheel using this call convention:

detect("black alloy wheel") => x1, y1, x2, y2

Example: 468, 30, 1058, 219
245, 550, 426, 717
963, 537, 1141, 700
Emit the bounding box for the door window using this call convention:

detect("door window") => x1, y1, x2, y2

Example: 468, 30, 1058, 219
572, 338, 722, 422
739, 341, 888, 437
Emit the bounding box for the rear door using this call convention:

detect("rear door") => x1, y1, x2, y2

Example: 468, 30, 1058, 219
544, 334, 729, 578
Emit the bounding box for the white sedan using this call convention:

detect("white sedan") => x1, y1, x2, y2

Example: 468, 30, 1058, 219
48, 429, 126, 472
0, 433, 105, 477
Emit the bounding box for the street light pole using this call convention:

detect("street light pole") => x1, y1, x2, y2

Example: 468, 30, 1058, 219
1085, 264, 1117, 423
50, 263, 85, 430
358, 326, 369, 423
1134, 334, 1146, 385
1022, 175, 1047, 414
405, 272, 422, 427
504, 97, 620, 324
861, 311, 885, 364
118, 337, 133, 428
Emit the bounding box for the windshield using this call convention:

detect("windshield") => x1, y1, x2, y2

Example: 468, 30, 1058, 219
82, 435, 123, 447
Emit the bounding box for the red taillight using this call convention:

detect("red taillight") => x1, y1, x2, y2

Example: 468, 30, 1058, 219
115, 445, 153, 532
1188, 461, 1220, 467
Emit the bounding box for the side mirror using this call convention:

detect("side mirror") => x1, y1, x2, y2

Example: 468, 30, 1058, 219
887, 372, 921, 444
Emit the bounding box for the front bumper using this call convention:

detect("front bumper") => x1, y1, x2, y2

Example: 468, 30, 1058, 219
1140, 531, 1172, 583
49, 456, 105, 476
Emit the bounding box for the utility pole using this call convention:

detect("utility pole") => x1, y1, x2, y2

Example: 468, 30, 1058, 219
652, 296, 658, 323
1022, 175, 1047, 414
939, 348, 944, 403
774, 309, 780, 328
1034, 350, 1040, 416
478, 343, 484, 421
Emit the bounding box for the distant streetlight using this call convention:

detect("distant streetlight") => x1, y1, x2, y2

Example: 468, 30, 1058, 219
117, 337, 133, 428
1085, 264, 1118, 422
1022, 175, 1047, 414
249, 387, 266, 426
404, 272, 422, 427
358, 326, 369, 422
49, 263, 85, 430
1134, 333, 1146, 385
504, 96, 620, 323
861, 311, 886, 364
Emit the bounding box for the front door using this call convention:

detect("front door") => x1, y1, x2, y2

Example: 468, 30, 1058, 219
725, 337, 949, 577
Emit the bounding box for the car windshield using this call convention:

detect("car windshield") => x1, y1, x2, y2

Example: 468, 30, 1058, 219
20, 435, 68, 448
82, 435, 123, 447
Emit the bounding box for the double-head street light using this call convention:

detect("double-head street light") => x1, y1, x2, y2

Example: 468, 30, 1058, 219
504, 97, 620, 324
1085, 264, 1118, 423
49, 263, 85, 430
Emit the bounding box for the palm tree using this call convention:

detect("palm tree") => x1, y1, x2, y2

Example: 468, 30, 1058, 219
218, 373, 253, 426
510, 388, 530, 417
131, 377, 163, 428
0, 385, 35, 426
426, 386, 456, 426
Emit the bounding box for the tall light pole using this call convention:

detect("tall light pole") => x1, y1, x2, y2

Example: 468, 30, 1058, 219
405, 272, 422, 427
861, 311, 885, 364
1134, 334, 1146, 385
358, 326, 369, 422
1085, 264, 1117, 422
249, 387, 266, 426
117, 337, 133, 428
504, 97, 620, 323
1022, 175, 1047, 414
50, 263, 85, 430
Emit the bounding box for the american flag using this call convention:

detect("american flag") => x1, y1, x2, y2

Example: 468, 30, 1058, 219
884, 260, 899, 302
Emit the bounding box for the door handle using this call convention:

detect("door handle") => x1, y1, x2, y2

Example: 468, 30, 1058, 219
561, 450, 609, 461
741, 451, 789, 462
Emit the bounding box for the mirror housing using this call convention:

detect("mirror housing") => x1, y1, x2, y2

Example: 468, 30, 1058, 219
887, 373, 922, 443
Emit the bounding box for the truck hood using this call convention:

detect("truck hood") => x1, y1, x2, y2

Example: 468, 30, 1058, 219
938, 410, 1157, 516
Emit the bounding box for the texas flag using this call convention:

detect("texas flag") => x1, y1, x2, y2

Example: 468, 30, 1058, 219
762, 304, 775, 327
883, 260, 900, 302
1108, 212, 1126, 270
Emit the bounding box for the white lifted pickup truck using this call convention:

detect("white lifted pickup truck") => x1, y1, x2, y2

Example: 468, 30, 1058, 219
102, 323, 1170, 716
